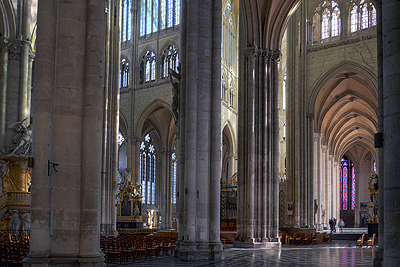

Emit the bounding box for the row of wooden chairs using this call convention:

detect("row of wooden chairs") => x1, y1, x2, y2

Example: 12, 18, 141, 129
282, 232, 332, 245
0, 233, 30, 266
100, 233, 177, 264
356, 233, 376, 247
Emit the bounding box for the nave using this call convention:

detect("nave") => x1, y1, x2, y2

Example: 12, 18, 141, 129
107, 239, 375, 267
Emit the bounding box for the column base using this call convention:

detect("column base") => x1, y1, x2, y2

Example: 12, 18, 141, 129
233, 239, 281, 248
23, 254, 105, 267
174, 241, 224, 261
373, 248, 383, 267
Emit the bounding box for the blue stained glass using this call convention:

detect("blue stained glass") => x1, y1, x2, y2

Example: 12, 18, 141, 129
151, 60, 156, 80
362, 4, 368, 29
161, 0, 166, 29
168, 0, 173, 27
343, 165, 348, 210
153, 0, 158, 33
351, 6, 358, 32
140, 0, 146, 36
127, 0, 132, 41
351, 165, 356, 210
146, 60, 151, 82
146, 0, 152, 34
322, 10, 330, 39
175, 0, 180, 25
340, 160, 343, 210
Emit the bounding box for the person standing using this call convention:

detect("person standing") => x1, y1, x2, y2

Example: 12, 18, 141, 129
339, 219, 345, 233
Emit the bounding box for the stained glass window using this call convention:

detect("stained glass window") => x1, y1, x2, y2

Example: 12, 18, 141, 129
161, 45, 179, 78
161, 0, 166, 30
282, 68, 287, 110
351, 163, 356, 210
118, 132, 125, 146
140, 134, 156, 204
361, 4, 368, 29
342, 159, 348, 210
140, 0, 146, 36
121, 0, 132, 43
120, 58, 130, 88
141, 51, 156, 83
321, 9, 330, 39
351, 5, 358, 32
340, 157, 356, 211
350, 1, 376, 33
168, 0, 173, 27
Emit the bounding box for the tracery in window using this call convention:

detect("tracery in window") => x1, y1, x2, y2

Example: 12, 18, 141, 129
121, 0, 132, 42
140, 0, 181, 36
340, 157, 356, 211
161, 45, 179, 78
140, 134, 156, 205
140, 51, 156, 84
118, 132, 125, 146
312, 1, 340, 43
120, 58, 130, 88
350, 0, 376, 33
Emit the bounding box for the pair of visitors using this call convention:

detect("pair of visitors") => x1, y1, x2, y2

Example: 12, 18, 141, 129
339, 219, 345, 233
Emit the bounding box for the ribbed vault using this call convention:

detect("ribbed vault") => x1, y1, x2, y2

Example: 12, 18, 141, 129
314, 70, 378, 159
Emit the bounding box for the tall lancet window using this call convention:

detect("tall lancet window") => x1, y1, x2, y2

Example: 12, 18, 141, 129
340, 157, 356, 211
140, 51, 156, 84
140, 134, 156, 205
171, 152, 177, 204
312, 1, 341, 43
120, 58, 130, 88
121, 0, 132, 42
161, 45, 179, 78
350, 0, 376, 33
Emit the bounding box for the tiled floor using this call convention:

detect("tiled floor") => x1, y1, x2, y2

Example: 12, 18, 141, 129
108, 240, 376, 267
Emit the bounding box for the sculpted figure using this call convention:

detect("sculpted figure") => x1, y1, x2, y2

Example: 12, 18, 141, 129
8, 209, 21, 234
21, 212, 31, 234
7, 119, 32, 157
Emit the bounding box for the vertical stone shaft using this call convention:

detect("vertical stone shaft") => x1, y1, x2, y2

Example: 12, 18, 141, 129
382, 1, 400, 266
210, 0, 222, 244
0, 42, 8, 150
18, 0, 32, 122
183, 0, 198, 244
375, 0, 384, 266
28, 0, 57, 258
271, 52, 280, 239
79, 0, 105, 259
26, 0, 105, 265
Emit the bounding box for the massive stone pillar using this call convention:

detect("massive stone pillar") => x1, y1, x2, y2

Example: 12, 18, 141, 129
382, 1, 400, 266
175, 0, 224, 260
235, 48, 280, 247
100, 0, 120, 236
24, 1, 105, 266
374, 0, 383, 266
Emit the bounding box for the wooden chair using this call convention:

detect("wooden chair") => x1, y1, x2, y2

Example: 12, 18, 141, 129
302, 233, 313, 245
357, 234, 366, 247
367, 233, 376, 247
312, 233, 324, 245
295, 233, 305, 245
288, 232, 299, 245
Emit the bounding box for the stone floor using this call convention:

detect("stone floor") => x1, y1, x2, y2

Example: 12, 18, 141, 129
108, 240, 377, 267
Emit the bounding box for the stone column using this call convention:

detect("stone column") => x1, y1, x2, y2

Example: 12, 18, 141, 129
100, 0, 119, 236
374, 1, 384, 266
0, 40, 8, 151
382, 1, 400, 266
161, 149, 172, 229
175, 0, 223, 261
235, 48, 280, 247
24, 1, 105, 266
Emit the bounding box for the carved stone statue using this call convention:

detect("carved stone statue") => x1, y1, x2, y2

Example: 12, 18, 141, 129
9, 209, 21, 234
21, 212, 31, 234
0, 160, 9, 179
169, 68, 180, 122
5, 118, 32, 157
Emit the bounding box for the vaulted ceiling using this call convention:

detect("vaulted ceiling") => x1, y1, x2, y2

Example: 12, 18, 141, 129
314, 70, 378, 160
